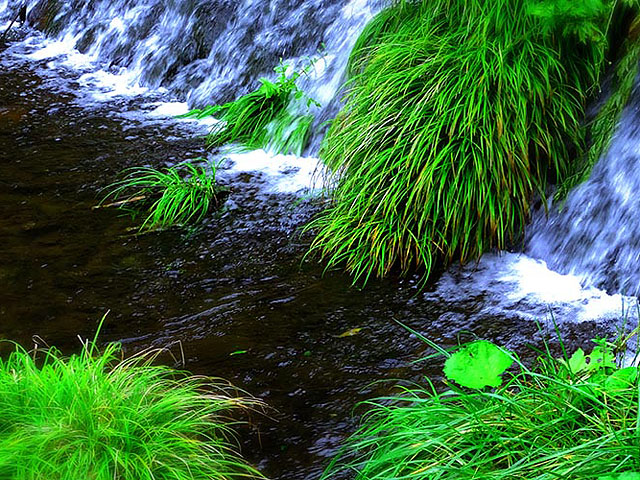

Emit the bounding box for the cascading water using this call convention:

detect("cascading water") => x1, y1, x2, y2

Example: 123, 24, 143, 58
0, 1, 9, 21
422, 77, 640, 328
1, 0, 635, 324
3, 2, 640, 478
526, 79, 640, 296
0, 0, 386, 197
2, 2, 634, 310
17, 0, 380, 121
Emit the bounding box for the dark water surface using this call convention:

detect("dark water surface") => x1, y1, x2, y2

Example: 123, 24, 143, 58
0, 49, 617, 480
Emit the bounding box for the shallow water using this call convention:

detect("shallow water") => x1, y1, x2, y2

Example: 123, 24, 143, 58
0, 24, 634, 480
0, 46, 441, 480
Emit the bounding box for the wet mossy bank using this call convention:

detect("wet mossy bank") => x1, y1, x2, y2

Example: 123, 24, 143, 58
308, 0, 640, 287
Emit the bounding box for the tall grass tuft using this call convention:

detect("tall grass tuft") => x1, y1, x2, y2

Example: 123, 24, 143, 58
0, 334, 264, 480
324, 330, 640, 479
181, 61, 320, 156
102, 159, 226, 231
308, 0, 632, 285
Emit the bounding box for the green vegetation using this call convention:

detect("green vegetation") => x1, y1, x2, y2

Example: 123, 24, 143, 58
558, 19, 640, 200
0, 330, 263, 480
600, 473, 640, 480
308, 0, 639, 286
181, 61, 320, 156
325, 328, 640, 479
102, 159, 226, 231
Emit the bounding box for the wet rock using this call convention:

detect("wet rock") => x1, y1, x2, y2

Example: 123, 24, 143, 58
27, 0, 63, 35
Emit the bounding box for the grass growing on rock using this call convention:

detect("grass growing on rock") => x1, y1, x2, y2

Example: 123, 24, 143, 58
324, 329, 640, 479
0, 331, 263, 480
308, 0, 635, 286
181, 61, 319, 156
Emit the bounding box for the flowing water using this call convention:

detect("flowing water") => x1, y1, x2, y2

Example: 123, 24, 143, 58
527, 83, 640, 296
0, 1, 638, 479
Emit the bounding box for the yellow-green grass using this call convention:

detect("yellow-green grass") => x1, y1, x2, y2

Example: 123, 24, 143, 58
102, 159, 226, 231
181, 62, 319, 156
0, 338, 263, 480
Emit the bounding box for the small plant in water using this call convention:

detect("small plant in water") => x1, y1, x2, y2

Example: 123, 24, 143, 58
180, 59, 320, 155
324, 325, 640, 479
102, 159, 226, 231
0, 321, 264, 480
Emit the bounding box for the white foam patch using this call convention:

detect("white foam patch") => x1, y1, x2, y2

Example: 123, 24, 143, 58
146, 102, 219, 126
499, 255, 626, 321
222, 149, 322, 194
149, 102, 190, 117
21, 35, 149, 102
78, 69, 147, 100
431, 252, 631, 324
502, 257, 591, 304
108, 17, 126, 33
25, 35, 91, 67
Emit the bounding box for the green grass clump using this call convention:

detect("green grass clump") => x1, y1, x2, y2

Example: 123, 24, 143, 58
325, 330, 640, 479
102, 159, 226, 231
308, 0, 634, 285
0, 334, 263, 480
181, 61, 319, 155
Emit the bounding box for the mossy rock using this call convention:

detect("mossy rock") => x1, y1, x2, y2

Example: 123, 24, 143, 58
27, 0, 63, 35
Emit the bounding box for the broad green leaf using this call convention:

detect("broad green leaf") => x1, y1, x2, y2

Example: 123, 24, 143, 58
604, 367, 639, 397
597, 473, 640, 480
567, 348, 587, 373
587, 345, 617, 372
443, 341, 513, 390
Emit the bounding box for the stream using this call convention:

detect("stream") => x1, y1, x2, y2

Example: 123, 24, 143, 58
1, 2, 638, 479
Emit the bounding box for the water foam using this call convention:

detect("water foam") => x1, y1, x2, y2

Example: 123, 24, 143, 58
12, 0, 635, 326
222, 150, 321, 194
527, 79, 640, 295
6, 0, 382, 196
429, 252, 631, 325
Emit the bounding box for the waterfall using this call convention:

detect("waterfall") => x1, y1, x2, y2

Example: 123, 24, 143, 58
526, 78, 640, 296
1, 1, 11, 20
7, 0, 636, 307
20, 0, 381, 116
1, 1, 20, 29
0, 0, 386, 193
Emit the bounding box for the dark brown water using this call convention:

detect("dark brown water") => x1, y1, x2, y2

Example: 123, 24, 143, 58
0, 47, 619, 480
